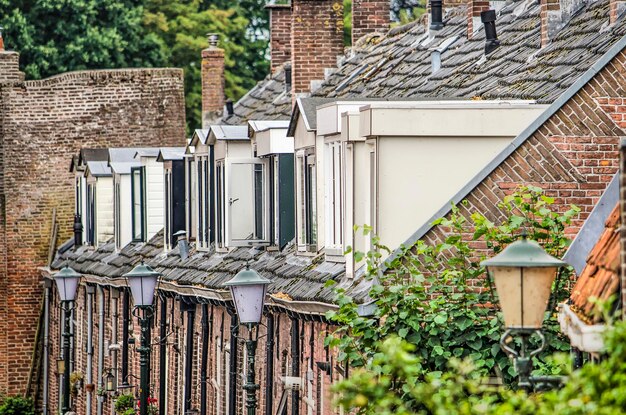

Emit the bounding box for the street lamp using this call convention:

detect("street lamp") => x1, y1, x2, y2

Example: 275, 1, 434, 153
481, 234, 567, 391
123, 262, 160, 415
53, 266, 81, 414
224, 265, 271, 415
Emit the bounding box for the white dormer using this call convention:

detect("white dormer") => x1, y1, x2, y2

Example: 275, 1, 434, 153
249, 120, 294, 249
211, 125, 270, 250
157, 147, 187, 251
84, 160, 113, 246
72, 149, 109, 246
108, 148, 144, 250
190, 129, 212, 250
133, 149, 164, 242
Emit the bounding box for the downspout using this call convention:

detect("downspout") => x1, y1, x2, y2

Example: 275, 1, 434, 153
228, 309, 239, 415
111, 290, 120, 414
97, 286, 105, 415
42, 280, 51, 415
87, 285, 95, 415
264, 313, 275, 415
291, 318, 300, 415
200, 305, 209, 415
184, 305, 195, 413
159, 297, 167, 415
122, 290, 130, 385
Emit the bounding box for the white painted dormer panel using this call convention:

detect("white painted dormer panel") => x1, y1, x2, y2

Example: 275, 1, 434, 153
256, 129, 294, 156
114, 174, 133, 249
144, 157, 165, 240
96, 176, 114, 245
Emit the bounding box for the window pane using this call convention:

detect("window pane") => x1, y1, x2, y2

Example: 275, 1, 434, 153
204, 159, 209, 244
229, 163, 260, 241
217, 163, 225, 247
132, 169, 143, 241
307, 162, 317, 245
197, 160, 204, 245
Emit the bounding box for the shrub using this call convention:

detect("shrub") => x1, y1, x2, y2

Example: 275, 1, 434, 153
0, 396, 35, 415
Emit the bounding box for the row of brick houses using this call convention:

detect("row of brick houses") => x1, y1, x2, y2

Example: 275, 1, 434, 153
1, 0, 625, 414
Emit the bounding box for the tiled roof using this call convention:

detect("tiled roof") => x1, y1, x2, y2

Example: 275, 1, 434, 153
569, 204, 620, 324
222, 68, 292, 125
314, 1, 626, 103
53, 231, 371, 304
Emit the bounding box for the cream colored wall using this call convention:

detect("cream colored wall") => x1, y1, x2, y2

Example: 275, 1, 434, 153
96, 176, 114, 245
293, 117, 316, 150
375, 136, 511, 250
144, 157, 164, 240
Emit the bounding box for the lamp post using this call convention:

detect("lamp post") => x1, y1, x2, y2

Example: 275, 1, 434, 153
481, 234, 567, 391
53, 266, 82, 414
123, 262, 160, 415
224, 266, 271, 415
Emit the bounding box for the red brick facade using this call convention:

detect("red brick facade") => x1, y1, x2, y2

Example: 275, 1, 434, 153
352, 0, 390, 45
268, 4, 293, 74
0, 52, 185, 398
201, 42, 226, 128
291, 0, 344, 94
467, 0, 490, 39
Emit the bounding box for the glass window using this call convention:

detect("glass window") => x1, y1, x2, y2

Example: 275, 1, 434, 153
296, 150, 317, 252
131, 167, 146, 241
325, 141, 343, 251
86, 183, 96, 245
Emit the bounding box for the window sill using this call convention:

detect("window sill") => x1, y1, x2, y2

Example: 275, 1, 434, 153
324, 251, 346, 263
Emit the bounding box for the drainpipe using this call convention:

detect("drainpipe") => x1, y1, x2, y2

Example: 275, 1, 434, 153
184, 304, 195, 413
264, 314, 274, 415
111, 290, 120, 415
42, 280, 52, 415
227, 309, 238, 415
200, 305, 209, 415
87, 285, 96, 415
291, 318, 300, 415
97, 286, 105, 415
159, 297, 167, 415
122, 290, 130, 385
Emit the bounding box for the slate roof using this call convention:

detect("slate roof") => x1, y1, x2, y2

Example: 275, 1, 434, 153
53, 230, 371, 304
314, 0, 626, 103
569, 204, 620, 324
222, 68, 292, 125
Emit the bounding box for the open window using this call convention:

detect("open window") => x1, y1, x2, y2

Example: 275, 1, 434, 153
131, 167, 146, 242
296, 148, 317, 252
216, 158, 270, 249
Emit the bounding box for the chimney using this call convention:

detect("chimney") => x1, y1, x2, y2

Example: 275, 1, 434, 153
611, 0, 626, 25
0, 27, 25, 83
352, 0, 390, 45
481, 10, 500, 54
468, 0, 490, 39
201, 33, 225, 128
291, 0, 344, 95
430, 0, 444, 30
540, 0, 586, 47
267, 3, 292, 74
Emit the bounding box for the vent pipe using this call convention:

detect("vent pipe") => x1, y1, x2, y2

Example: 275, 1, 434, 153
73, 214, 83, 247
430, 0, 444, 30
284, 63, 292, 94
480, 10, 500, 54
207, 33, 219, 47
174, 230, 189, 261
225, 99, 234, 117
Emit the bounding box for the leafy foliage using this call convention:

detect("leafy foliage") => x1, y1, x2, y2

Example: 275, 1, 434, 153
115, 393, 136, 414
0, 396, 35, 415
326, 186, 578, 393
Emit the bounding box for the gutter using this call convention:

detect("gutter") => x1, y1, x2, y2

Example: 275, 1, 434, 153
382, 33, 626, 270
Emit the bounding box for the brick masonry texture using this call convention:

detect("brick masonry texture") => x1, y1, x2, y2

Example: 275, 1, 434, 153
352, 0, 390, 45
291, 0, 344, 94
201, 46, 225, 128
0, 54, 186, 397
268, 4, 292, 73
414, 51, 626, 274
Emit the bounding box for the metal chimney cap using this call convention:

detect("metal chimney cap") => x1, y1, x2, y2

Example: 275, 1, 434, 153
207, 33, 219, 47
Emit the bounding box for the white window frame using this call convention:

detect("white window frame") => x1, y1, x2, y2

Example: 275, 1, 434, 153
196, 155, 211, 251
296, 148, 317, 253
324, 140, 344, 255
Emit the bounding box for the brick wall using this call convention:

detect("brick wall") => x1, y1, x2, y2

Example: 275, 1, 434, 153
352, 0, 390, 45
417, 51, 626, 277
291, 0, 344, 94
268, 4, 292, 74
0, 60, 186, 398
0, 52, 24, 83
467, 0, 490, 38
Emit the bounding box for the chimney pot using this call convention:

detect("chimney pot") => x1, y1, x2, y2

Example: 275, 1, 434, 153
430, 0, 444, 30
480, 10, 500, 54
207, 33, 219, 47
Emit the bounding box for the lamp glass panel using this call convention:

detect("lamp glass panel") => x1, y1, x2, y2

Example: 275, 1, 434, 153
230, 284, 267, 324
57, 358, 66, 373
128, 275, 158, 307
491, 266, 558, 329
54, 276, 79, 302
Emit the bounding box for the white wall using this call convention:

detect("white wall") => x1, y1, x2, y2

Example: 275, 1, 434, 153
96, 176, 114, 245
143, 157, 165, 240
119, 174, 132, 248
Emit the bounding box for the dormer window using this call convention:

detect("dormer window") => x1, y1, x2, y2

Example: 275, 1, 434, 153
86, 181, 97, 245
197, 154, 211, 249
158, 148, 186, 250
324, 140, 344, 254
131, 166, 146, 242
190, 129, 212, 250
296, 148, 316, 251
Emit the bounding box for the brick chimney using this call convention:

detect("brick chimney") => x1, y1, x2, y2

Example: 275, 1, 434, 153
0, 27, 25, 84
267, 3, 292, 74
201, 33, 225, 128
291, 0, 344, 95
610, 0, 626, 25
352, 0, 390, 45
540, 0, 586, 47
467, 0, 490, 39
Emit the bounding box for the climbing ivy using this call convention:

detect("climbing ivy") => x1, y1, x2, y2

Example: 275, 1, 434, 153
326, 186, 579, 388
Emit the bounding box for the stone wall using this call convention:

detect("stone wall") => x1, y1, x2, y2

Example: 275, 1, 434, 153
0, 54, 186, 397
